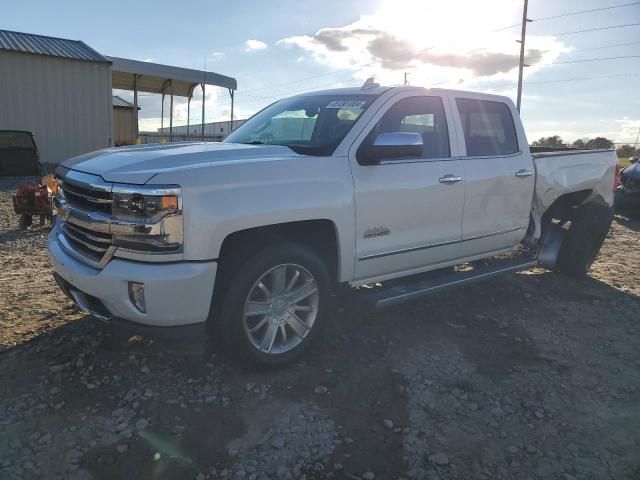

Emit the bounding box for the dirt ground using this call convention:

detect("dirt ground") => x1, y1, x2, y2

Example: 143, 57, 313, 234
1, 178, 639, 480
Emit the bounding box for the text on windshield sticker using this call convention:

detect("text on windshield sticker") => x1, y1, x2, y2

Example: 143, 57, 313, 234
325, 100, 367, 109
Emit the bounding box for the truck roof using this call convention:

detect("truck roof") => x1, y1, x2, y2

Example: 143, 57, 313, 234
298, 85, 513, 104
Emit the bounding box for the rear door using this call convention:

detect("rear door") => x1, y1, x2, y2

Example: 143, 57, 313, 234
451, 97, 535, 257
348, 92, 465, 282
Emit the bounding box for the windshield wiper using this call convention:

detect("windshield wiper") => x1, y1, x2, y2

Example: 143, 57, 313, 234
247, 140, 265, 145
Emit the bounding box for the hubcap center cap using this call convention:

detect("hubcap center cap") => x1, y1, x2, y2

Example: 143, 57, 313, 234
270, 297, 290, 318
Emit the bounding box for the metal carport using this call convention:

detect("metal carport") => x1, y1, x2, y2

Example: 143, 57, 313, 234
108, 56, 237, 142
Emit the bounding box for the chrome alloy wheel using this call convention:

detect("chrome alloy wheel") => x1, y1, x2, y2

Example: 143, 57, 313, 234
243, 263, 320, 355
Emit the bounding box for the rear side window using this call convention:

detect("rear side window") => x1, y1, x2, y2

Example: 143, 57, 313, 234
456, 99, 519, 156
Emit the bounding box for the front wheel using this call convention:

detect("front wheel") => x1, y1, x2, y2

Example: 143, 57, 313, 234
216, 243, 331, 367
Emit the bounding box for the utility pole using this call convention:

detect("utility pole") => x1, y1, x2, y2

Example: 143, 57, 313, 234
516, 0, 532, 112
404, 72, 409, 86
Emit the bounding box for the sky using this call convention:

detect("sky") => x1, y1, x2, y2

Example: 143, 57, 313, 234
3, 0, 640, 144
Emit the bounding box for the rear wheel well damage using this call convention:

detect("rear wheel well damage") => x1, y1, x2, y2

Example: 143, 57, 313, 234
537, 189, 612, 270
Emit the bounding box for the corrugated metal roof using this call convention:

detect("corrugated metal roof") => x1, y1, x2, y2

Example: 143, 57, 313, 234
0, 29, 109, 63
112, 95, 134, 108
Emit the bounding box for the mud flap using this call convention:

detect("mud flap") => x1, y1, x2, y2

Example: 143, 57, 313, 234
538, 223, 566, 269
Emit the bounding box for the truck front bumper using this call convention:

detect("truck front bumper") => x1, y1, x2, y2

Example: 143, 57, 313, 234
48, 229, 217, 329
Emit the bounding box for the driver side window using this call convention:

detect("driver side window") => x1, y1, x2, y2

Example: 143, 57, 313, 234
368, 96, 451, 159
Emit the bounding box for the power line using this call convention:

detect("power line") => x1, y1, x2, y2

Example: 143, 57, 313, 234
478, 72, 640, 88
236, 50, 640, 104
551, 22, 640, 36
527, 72, 640, 84
234, 72, 640, 108
233, 5, 640, 102
238, 21, 640, 98
564, 40, 640, 53
550, 54, 640, 65
237, 14, 550, 97
532, 1, 640, 21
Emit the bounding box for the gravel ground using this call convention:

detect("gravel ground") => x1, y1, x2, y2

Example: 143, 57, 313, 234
1, 178, 639, 480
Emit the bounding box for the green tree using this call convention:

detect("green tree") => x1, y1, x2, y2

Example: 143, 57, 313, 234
572, 138, 587, 149
531, 135, 564, 147
585, 137, 614, 150
616, 144, 637, 158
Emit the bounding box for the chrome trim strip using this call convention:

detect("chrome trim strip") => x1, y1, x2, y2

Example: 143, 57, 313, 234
69, 290, 112, 322
358, 226, 526, 261
63, 222, 111, 244
62, 227, 110, 253
56, 228, 116, 269
60, 184, 112, 204
531, 149, 613, 158
111, 184, 182, 196
461, 151, 522, 160
56, 198, 111, 233
61, 170, 112, 193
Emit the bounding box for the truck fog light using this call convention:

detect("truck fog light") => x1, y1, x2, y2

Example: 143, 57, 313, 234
128, 282, 146, 313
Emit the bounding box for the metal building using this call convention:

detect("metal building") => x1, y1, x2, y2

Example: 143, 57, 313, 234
0, 30, 113, 165
0, 29, 237, 167
112, 96, 138, 146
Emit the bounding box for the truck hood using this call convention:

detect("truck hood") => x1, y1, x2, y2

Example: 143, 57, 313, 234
61, 142, 301, 184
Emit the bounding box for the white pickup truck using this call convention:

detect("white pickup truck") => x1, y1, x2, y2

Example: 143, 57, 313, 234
49, 84, 617, 366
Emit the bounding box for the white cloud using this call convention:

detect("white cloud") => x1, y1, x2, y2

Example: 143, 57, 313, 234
245, 39, 268, 52
208, 51, 225, 61
614, 118, 640, 144
278, 0, 567, 88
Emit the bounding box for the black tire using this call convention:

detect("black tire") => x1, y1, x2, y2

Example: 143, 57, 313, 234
19, 214, 32, 231
214, 242, 331, 368
556, 202, 614, 278
613, 190, 626, 213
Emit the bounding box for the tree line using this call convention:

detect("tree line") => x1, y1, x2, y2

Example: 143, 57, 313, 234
530, 135, 637, 158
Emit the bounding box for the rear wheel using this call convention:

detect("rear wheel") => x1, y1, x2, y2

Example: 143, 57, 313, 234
556, 202, 613, 277
19, 214, 32, 231
215, 243, 331, 367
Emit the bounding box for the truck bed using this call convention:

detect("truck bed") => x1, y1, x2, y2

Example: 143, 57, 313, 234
532, 148, 618, 215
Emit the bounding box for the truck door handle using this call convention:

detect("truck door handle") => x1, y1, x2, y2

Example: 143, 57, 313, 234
515, 169, 533, 178
439, 175, 463, 184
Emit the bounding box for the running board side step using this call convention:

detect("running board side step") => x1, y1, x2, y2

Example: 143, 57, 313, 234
360, 256, 539, 309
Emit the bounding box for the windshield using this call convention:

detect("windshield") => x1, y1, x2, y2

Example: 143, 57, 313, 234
224, 94, 377, 156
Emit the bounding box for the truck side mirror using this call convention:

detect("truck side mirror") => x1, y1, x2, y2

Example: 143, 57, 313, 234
358, 132, 423, 164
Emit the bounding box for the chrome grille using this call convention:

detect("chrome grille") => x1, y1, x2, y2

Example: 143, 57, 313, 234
55, 169, 116, 268
62, 222, 112, 254
59, 177, 112, 213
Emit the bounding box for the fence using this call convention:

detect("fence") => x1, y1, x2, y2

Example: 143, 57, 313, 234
138, 133, 225, 144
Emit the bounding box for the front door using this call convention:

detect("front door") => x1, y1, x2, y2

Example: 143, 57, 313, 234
349, 94, 466, 282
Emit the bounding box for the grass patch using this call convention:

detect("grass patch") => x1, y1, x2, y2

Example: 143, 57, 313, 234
619, 158, 632, 167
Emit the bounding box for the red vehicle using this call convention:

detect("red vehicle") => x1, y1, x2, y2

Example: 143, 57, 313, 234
2, 130, 56, 230
13, 181, 55, 230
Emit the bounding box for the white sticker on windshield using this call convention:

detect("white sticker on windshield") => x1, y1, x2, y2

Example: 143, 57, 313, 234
325, 100, 367, 109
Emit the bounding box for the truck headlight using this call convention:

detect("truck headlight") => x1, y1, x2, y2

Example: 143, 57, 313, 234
111, 185, 183, 253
